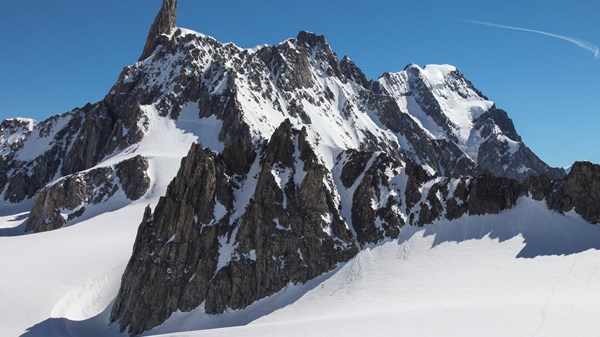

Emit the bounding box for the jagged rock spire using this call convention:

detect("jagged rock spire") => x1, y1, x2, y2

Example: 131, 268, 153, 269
139, 0, 178, 61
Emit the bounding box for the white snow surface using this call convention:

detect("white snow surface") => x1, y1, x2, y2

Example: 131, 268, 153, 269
2, 198, 600, 337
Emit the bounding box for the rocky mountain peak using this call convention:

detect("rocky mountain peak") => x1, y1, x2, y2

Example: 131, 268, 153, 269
340, 56, 370, 88
296, 30, 328, 49
139, 0, 178, 61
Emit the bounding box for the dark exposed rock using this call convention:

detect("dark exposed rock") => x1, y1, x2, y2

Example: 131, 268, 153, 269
0, 118, 34, 153
340, 56, 370, 88
25, 156, 150, 233
418, 184, 444, 225
1, 96, 146, 205
25, 173, 89, 233
296, 31, 343, 79
111, 121, 358, 335
466, 173, 522, 215
207, 122, 356, 314
523, 174, 553, 201
61, 105, 115, 176
350, 153, 405, 244
335, 150, 581, 232
4, 149, 61, 203
110, 144, 232, 335
446, 70, 489, 100
117, 156, 151, 200
339, 150, 372, 188
445, 178, 470, 220
404, 65, 456, 142
404, 161, 432, 211
548, 161, 600, 224
139, 0, 178, 61
475, 106, 520, 142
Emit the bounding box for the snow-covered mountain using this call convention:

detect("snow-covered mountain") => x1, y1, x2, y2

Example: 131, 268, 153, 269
0, 1, 561, 212
1, 1, 598, 336
0, 19, 563, 230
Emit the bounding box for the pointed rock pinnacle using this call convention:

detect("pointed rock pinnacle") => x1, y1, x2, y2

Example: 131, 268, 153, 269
139, 0, 178, 61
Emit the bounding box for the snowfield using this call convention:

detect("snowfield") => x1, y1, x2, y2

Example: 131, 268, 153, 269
2, 197, 599, 337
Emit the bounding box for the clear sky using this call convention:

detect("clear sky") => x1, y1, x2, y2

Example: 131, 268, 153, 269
0, 0, 598, 168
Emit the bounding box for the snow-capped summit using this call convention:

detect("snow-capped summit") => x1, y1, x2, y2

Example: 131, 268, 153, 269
375, 63, 562, 179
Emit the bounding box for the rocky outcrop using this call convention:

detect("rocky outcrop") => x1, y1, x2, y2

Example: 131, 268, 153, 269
25, 156, 150, 233
111, 121, 358, 335
206, 121, 357, 313
466, 174, 522, 215
334, 153, 600, 245
139, 0, 178, 61
117, 155, 151, 200
110, 145, 233, 334
548, 161, 600, 224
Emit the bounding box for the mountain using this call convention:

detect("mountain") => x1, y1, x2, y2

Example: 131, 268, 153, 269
1, 1, 599, 336
0, 1, 563, 229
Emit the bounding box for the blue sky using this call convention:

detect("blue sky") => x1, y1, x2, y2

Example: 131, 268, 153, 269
0, 0, 598, 167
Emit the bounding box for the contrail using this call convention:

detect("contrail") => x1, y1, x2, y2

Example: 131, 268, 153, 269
464, 19, 600, 60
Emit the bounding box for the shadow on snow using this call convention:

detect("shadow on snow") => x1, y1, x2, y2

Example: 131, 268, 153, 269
420, 198, 600, 258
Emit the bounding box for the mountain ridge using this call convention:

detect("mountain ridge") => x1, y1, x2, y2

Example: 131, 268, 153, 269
0, 27, 563, 208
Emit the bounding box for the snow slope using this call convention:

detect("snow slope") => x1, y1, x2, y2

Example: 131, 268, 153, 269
3, 198, 599, 337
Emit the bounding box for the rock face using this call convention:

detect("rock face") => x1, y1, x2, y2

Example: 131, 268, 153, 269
111, 122, 358, 335
117, 155, 152, 200
110, 145, 232, 334
140, 0, 178, 61
25, 156, 150, 233
548, 161, 600, 224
